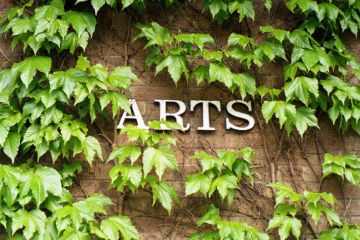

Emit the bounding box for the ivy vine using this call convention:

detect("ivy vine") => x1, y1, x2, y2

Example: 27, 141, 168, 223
0, 0, 359, 239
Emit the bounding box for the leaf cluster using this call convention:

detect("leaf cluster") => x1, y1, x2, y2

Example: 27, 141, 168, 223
0, 55, 137, 165
268, 182, 341, 240
108, 120, 181, 214
286, 0, 360, 36
322, 153, 360, 186
185, 147, 255, 205
0, 163, 139, 240
134, 22, 289, 99
74, 0, 256, 23
261, 25, 360, 136
319, 222, 360, 240
0, 0, 96, 54
135, 14, 360, 136
189, 204, 269, 240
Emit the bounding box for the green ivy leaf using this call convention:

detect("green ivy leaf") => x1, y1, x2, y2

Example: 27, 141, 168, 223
262, 101, 296, 127
142, 145, 178, 179
156, 54, 189, 84
208, 174, 238, 203
59, 228, 89, 240
146, 176, 179, 214
108, 66, 139, 88
49, 70, 80, 98
289, 30, 312, 49
264, 0, 272, 11
120, 125, 150, 142
91, 0, 106, 14
228, 0, 255, 22
0, 164, 20, 190
301, 49, 319, 70
185, 173, 212, 196
20, 166, 63, 207
191, 66, 210, 85
12, 56, 52, 88
269, 182, 301, 206
203, 0, 228, 23
227, 33, 254, 47
62, 11, 96, 37
100, 216, 140, 240
99, 91, 130, 117
3, 132, 21, 163
286, 106, 318, 136
209, 63, 233, 88
268, 215, 301, 240
12, 209, 46, 240
232, 73, 256, 98
109, 165, 142, 192
82, 136, 103, 165
108, 145, 141, 164
134, 22, 172, 48
192, 151, 222, 172
284, 76, 319, 105
122, 0, 135, 9
55, 194, 112, 230
197, 204, 221, 226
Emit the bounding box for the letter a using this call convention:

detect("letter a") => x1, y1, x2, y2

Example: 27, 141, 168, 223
117, 99, 149, 129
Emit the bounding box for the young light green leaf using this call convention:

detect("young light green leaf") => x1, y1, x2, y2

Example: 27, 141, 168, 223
269, 182, 301, 206
156, 54, 189, 84
108, 145, 141, 164
12, 209, 46, 240
261, 101, 296, 127
3, 132, 20, 163
82, 136, 103, 165
20, 166, 63, 207
62, 11, 96, 37
185, 173, 212, 196
134, 22, 172, 48
12, 56, 52, 88
100, 216, 140, 240
284, 76, 319, 106
142, 145, 178, 179
146, 176, 179, 214
268, 215, 301, 240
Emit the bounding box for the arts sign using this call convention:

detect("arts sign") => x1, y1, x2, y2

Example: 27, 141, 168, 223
117, 99, 255, 131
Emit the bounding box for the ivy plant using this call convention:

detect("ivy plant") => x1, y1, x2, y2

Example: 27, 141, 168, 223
322, 153, 360, 186
0, 0, 96, 54
185, 147, 255, 205
108, 120, 181, 214
0, 55, 137, 164
73, 0, 256, 23
1, 0, 360, 239
133, 22, 288, 99
0, 162, 139, 240
268, 182, 341, 240
319, 222, 360, 240
135, 20, 360, 136
189, 204, 269, 240
285, 0, 360, 36
60, 161, 83, 187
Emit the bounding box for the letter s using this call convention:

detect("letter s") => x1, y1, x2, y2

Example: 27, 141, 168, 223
225, 100, 255, 131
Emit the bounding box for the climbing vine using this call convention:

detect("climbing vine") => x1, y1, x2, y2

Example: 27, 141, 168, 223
108, 121, 181, 214
0, 163, 139, 239
0, 0, 359, 239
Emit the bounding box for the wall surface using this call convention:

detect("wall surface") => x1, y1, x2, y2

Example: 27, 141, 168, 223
1, 0, 360, 239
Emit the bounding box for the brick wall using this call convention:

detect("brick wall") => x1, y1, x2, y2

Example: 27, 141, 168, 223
1, 0, 360, 239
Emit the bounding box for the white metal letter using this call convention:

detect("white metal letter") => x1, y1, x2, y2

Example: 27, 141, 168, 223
225, 100, 255, 131
117, 99, 149, 129
190, 100, 221, 131
154, 99, 190, 131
